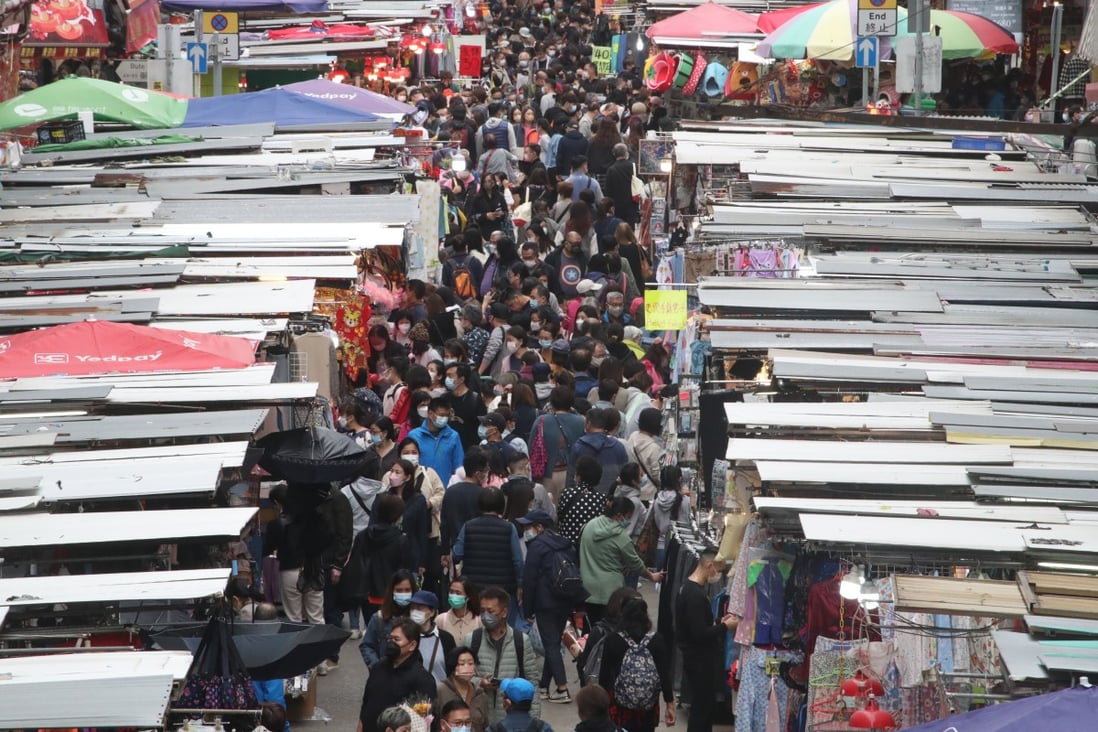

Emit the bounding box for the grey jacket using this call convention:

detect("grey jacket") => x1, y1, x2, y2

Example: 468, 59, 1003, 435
463, 626, 541, 723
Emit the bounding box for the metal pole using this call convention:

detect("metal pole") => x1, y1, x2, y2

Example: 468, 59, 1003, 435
213, 40, 222, 96
1050, 2, 1064, 115
862, 66, 869, 108
913, 0, 923, 114
194, 10, 203, 98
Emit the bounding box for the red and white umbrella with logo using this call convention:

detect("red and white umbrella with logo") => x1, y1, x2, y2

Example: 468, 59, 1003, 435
0, 320, 257, 379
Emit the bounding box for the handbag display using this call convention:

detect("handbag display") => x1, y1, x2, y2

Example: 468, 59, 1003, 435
175, 615, 259, 712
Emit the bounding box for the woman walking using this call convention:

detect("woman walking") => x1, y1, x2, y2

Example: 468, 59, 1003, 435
596, 597, 675, 732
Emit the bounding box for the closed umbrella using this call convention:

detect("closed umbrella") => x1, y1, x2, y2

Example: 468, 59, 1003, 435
257, 426, 373, 484
153, 621, 351, 681
0, 77, 189, 131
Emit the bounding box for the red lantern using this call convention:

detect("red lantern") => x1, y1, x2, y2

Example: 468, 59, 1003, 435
841, 670, 885, 699
430, 41, 445, 55
850, 696, 897, 730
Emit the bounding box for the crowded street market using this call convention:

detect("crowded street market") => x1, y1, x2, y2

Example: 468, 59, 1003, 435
4, 0, 1098, 730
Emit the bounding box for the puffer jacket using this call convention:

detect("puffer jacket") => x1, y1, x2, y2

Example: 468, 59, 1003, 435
462, 625, 541, 723
625, 430, 669, 502
579, 515, 646, 605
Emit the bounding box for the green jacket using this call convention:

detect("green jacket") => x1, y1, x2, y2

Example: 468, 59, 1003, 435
579, 515, 646, 605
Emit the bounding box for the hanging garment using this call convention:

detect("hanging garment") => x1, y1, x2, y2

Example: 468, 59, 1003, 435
734, 646, 795, 732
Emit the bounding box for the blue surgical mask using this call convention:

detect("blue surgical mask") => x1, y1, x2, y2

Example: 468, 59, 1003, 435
478, 425, 488, 440
445, 376, 456, 390
539, 339, 553, 349
434, 415, 450, 429
370, 433, 382, 445
619, 519, 631, 529
523, 528, 538, 542
394, 592, 413, 606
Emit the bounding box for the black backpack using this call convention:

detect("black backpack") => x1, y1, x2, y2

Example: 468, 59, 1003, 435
549, 544, 588, 603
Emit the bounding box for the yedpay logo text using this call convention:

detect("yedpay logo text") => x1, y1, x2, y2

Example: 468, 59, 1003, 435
34, 351, 164, 364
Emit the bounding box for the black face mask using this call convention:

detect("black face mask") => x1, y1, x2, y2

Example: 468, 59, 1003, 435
385, 641, 402, 661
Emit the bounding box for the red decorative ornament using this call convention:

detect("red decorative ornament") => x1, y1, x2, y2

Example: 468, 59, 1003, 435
430, 41, 445, 55
850, 696, 897, 730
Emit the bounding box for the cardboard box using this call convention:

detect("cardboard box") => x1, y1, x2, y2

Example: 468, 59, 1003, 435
286, 670, 317, 722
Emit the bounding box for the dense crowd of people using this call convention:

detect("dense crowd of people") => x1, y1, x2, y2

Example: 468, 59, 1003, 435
250, 5, 748, 732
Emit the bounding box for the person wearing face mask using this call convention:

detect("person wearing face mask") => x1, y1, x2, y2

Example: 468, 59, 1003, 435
579, 497, 665, 625
463, 587, 541, 723
518, 509, 580, 704
385, 458, 431, 580
358, 619, 437, 732
365, 416, 400, 478
408, 396, 465, 486
445, 361, 487, 450
436, 697, 482, 732
409, 590, 455, 681
675, 551, 736, 732
543, 231, 589, 301
436, 576, 482, 644
358, 564, 418, 667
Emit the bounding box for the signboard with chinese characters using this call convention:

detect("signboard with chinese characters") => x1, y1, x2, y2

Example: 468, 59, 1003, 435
591, 46, 612, 75
857, 0, 897, 37
645, 289, 688, 330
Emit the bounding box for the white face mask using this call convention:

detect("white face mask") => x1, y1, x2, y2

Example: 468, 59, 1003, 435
417, 405, 429, 419
410, 609, 430, 625
403, 453, 420, 466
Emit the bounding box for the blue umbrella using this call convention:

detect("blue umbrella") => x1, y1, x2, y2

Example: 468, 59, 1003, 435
902, 686, 1098, 731
181, 87, 380, 130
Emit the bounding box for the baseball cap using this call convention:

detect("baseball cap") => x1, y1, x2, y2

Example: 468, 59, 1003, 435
500, 677, 536, 703
478, 412, 506, 432
532, 362, 551, 382
519, 26, 532, 38
410, 590, 438, 609
516, 508, 553, 526
551, 339, 571, 356
576, 278, 603, 295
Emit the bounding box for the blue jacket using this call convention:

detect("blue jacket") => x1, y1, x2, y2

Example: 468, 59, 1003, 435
566, 433, 629, 496
407, 424, 464, 485
522, 529, 577, 614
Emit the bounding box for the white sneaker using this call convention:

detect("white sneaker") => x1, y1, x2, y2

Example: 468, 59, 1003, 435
350, 629, 363, 640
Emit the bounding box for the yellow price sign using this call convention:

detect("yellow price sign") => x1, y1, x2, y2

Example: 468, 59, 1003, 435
644, 289, 688, 331
591, 46, 613, 76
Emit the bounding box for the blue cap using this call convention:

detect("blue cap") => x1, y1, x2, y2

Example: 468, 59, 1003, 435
410, 590, 438, 609
516, 509, 553, 526
500, 677, 535, 702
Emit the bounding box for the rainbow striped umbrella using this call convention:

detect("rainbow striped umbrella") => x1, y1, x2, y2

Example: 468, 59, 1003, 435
757, 0, 1018, 61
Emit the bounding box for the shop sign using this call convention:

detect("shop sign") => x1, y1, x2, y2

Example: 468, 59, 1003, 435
645, 289, 688, 330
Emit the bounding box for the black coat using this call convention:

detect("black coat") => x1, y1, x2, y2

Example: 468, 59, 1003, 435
457, 514, 520, 594
359, 650, 437, 731
440, 480, 482, 554
555, 131, 589, 176
522, 530, 576, 614
467, 189, 508, 232
604, 158, 638, 225
355, 523, 416, 599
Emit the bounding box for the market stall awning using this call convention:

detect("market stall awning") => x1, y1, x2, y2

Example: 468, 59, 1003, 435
0, 651, 193, 729
281, 78, 415, 117
645, 1, 761, 46
180, 86, 382, 130
0, 77, 188, 131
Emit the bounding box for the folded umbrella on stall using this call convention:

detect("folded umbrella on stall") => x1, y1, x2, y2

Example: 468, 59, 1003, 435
171, 615, 258, 710
257, 425, 372, 484
153, 620, 351, 681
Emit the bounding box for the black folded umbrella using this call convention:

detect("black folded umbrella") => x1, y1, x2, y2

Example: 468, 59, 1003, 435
257, 426, 372, 484
153, 621, 351, 681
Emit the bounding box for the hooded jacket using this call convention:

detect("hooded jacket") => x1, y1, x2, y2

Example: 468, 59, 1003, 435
522, 529, 580, 613
565, 432, 630, 496
625, 430, 669, 502
652, 489, 687, 539
579, 515, 646, 605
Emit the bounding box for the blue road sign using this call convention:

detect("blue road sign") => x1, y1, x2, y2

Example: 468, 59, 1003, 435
186, 42, 208, 74
855, 36, 879, 68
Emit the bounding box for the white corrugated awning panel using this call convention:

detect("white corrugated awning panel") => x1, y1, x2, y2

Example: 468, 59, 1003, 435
992, 630, 1050, 681
724, 399, 992, 430
106, 382, 318, 403
2, 455, 223, 503
754, 460, 971, 485
727, 439, 1012, 464
0, 441, 250, 467
0, 568, 230, 610
0, 651, 192, 728
754, 497, 1067, 524
0, 507, 256, 548
9, 363, 276, 389
799, 514, 1027, 552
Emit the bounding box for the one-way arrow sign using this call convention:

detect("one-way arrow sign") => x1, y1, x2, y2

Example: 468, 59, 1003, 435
186, 42, 208, 74
855, 36, 878, 69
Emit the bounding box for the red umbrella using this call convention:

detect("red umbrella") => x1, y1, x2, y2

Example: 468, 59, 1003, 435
0, 320, 257, 379
646, 1, 759, 40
